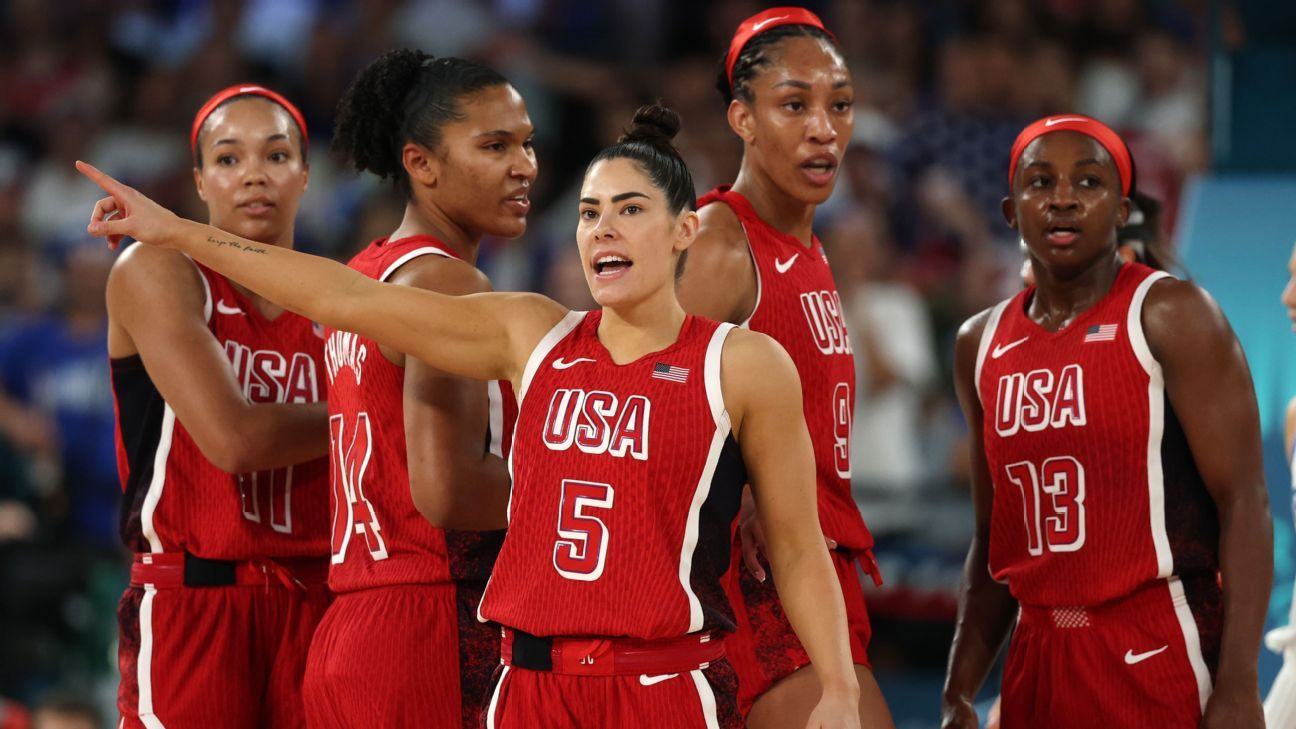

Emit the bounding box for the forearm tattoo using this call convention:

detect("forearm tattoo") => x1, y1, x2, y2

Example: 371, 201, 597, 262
207, 235, 268, 255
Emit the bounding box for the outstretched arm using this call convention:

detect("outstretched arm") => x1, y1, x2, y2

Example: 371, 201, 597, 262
723, 330, 860, 729
940, 311, 1018, 729
1144, 280, 1271, 729
79, 161, 565, 384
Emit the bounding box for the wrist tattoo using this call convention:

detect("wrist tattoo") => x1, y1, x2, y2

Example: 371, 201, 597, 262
207, 235, 268, 255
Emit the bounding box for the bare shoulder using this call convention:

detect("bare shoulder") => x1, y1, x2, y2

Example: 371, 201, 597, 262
1142, 277, 1224, 326
692, 203, 751, 272
696, 202, 747, 250
954, 306, 997, 367
679, 202, 756, 322
1141, 277, 1235, 358
108, 243, 206, 315
387, 254, 494, 296
720, 328, 799, 391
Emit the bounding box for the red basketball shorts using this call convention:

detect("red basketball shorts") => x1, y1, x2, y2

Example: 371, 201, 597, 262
117, 578, 330, 729
1002, 575, 1221, 728
482, 659, 741, 728
723, 544, 875, 717
303, 580, 499, 729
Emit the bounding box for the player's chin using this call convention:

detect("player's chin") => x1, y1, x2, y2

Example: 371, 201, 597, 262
785, 171, 836, 206
489, 215, 529, 240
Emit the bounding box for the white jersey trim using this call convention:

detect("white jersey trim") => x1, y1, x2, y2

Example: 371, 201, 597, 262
1128, 271, 1174, 577
1168, 576, 1214, 712
678, 323, 737, 633
518, 310, 585, 404
141, 406, 177, 553
689, 668, 722, 729
487, 380, 505, 458
485, 664, 510, 729
379, 245, 455, 283
736, 220, 762, 330
136, 585, 167, 728
185, 254, 213, 323
973, 300, 1011, 405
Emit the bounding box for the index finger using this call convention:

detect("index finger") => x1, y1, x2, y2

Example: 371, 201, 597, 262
75, 160, 124, 195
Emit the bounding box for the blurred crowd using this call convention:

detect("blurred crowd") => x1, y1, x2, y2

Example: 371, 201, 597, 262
0, 0, 1210, 722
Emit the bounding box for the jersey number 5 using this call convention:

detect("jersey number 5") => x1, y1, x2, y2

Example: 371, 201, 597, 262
553, 479, 614, 581
330, 412, 388, 563
1005, 456, 1086, 555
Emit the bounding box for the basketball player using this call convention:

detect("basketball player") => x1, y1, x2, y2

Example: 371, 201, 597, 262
77, 104, 862, 728
302, 50, 532, 728
1265, 241, 1296, 728
676, 8, 893, 727
111, 86, 331, 728
940, 115, 1271, 728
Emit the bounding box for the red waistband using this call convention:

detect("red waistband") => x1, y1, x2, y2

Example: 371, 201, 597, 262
130, 552, 329, 590
500, 627, 724, 676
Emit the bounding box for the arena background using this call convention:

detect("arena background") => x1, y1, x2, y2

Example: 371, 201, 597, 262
0, 0, 1291, 726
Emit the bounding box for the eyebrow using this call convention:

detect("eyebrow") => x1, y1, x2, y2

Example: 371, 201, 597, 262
771, 79, 851, 90
580, 191, 650, 205
212, 133, 290, 147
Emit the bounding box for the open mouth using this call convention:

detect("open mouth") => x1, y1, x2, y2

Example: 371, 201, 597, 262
505, 192, 530, 213
800, 155, 838, 184
593, 254, 633, 277
1045, 225, 1080, 245
239, 199, 275, 214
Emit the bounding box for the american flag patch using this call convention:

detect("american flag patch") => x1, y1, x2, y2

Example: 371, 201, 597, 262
652, 362, 689, 383
1084, 323, 1118, 342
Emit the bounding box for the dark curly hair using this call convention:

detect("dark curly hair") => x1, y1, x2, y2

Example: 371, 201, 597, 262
332, 49, 510, 196
716, 24, 839, 106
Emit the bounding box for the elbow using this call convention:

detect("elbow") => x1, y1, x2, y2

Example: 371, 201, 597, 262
198, 430, 260, 474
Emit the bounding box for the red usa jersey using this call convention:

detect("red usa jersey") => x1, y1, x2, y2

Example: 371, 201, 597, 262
324, 235, 512, 591
976, 263, 1219, 607
699, 187, 872, 551
479, 312, 746, 638
113, 259, 329, 559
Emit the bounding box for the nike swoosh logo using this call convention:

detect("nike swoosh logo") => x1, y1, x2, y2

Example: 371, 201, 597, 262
1124, 645, 1168, 665
774, 254, 798, 274
991, 336, 1029, 359
639, 673, 679, 686
751, 16, 788, 31
1045, 116, 1087, 127
215, 299, 245, 316
552, 357, 595, 370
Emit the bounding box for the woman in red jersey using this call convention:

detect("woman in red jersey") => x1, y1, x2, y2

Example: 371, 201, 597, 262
941, 115, 1271, 729
77, 104, 861, 729
302, 51, 534, 728
675, 8, 894, 728
111, 86, 330, 728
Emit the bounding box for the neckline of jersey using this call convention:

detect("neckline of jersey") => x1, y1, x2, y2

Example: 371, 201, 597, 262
584, 309, 698, 367
705, 186, 819, 254
1016, 262, 1132, 337
377, 233, 461, 260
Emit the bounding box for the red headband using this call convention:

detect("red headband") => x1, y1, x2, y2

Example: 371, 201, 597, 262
725, 7, 833, 88
1008, 114, 1132, 196
190, 84, 309, 159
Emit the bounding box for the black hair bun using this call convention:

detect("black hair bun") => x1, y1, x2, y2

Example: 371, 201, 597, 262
332, 48, 433, 180
620, 104, 681, 147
